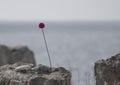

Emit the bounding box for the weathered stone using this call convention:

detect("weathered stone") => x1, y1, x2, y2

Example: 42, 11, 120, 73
30, 77, 46, 85
10, 80, 22, 85
15, 64, 33, 73
94, 54, 120, 85
0, 45, 36, 66
0, 77, 10, 85
0, 45, 11, 65
0, 63, 71, 85
32, 64, 51, 74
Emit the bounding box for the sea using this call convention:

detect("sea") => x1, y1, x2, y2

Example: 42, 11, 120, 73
0, 21, 120, 85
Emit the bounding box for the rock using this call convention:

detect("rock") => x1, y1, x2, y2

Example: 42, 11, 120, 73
32, 64, 51, 74
0, 45, 11, 66
94, 53, 120, 85
10, 80, 23, 85
0, 45, 36, 66
15, 64, 33, 73
30, 77, 46, 85
0, 63, 71, 85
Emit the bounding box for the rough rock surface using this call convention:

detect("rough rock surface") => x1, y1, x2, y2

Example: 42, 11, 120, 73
0, 45, 36, 66
94, 54, 120, 85
0, 63, 71, 85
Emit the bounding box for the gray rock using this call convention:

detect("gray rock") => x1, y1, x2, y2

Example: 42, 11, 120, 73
30, 77, 46, 85
10, 80, 22, 85
32, 64, 51, 74
0, 45, 36, 66
94, 53, 120, 85
15, 64, 33, 73
0, 45, 11, 65
0, 63, 71, 85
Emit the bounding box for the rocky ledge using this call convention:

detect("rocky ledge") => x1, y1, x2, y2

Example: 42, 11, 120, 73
0, 62, 71, 85
94, 54, 120, 85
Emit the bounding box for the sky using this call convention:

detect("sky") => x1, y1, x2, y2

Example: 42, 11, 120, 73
0, 0, 120, 21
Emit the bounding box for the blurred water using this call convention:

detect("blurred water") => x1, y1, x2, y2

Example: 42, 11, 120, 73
0, 21, 120, 85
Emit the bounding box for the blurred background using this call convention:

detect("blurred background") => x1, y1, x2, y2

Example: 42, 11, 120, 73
0, 0, 120, 85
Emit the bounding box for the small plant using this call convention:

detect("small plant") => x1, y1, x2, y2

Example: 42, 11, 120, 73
39, 23, 52, 70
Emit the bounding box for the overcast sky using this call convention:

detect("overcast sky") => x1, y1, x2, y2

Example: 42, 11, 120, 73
0, 0, 120, 21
